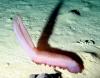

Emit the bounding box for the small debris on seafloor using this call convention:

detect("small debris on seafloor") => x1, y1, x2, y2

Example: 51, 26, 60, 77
90, 40, 95, 44
84, 40, 89, 44
76, 39, 95, 44
10, 17, 13, 20
6, 62, 10, 66
29, 72, 62, 78
69, 9, 81, 16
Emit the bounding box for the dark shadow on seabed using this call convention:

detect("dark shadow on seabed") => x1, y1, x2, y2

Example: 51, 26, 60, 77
37, 0, 63, 50
37, 0, 84, 72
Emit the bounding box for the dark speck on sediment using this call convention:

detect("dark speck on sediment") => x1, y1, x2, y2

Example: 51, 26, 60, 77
10, 17, 13, 20
6, 62, 10, 66
69, 9, 81, 16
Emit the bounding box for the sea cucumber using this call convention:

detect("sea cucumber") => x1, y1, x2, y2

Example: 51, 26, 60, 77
13, 15, 84, 73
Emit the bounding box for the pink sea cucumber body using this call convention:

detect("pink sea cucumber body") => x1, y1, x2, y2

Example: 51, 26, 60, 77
33, 48, 81, 73
13, 16, 83, 73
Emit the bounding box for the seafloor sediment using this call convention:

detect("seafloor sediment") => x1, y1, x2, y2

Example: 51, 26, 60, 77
0, 0, 100, 78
